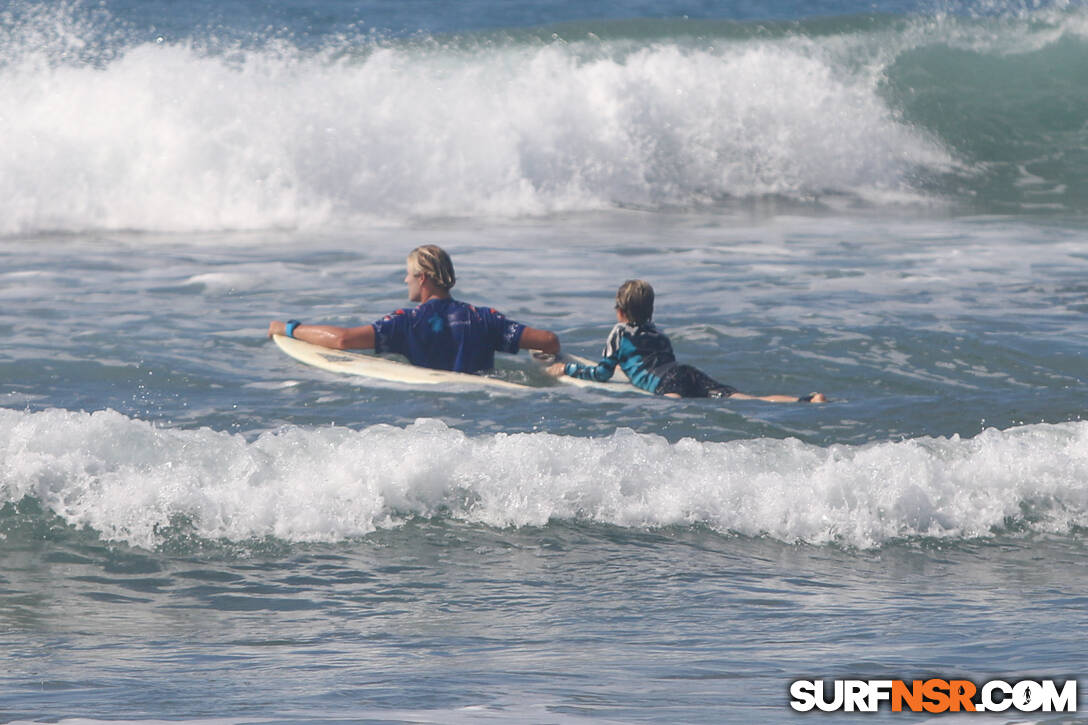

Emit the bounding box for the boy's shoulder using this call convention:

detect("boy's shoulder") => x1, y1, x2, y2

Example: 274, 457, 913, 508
608, 321, 666, 337
605, 321, 670, 353
606, 321, 639, 341
630, 321, 666, 336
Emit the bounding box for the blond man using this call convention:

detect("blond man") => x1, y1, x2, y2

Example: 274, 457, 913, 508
269, 245, 559, 374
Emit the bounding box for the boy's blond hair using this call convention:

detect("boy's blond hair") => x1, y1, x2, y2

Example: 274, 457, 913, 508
616, 279, 654, 325
407, 245, 456, 290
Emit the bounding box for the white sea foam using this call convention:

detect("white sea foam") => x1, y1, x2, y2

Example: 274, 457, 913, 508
0, 12, 954, 234
2, 408, 1086, 550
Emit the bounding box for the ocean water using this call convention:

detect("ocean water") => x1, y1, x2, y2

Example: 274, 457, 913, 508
2, 0, 1087, 723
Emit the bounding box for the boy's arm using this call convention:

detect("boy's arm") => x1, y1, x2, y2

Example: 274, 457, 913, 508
547, 325, 624, 382
562, 355, 618, 383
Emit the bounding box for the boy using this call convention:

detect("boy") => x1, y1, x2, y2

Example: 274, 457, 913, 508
548, 280, 825, 402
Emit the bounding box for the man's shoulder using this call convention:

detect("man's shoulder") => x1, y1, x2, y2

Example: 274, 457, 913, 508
417, 297, 475, 320
455, 300, 514, 322
377, 307, 413, 323
429, 298, 476, 312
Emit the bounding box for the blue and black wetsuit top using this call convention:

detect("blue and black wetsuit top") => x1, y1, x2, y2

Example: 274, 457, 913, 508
371, 298, 525, 374
563, 322, 678, 394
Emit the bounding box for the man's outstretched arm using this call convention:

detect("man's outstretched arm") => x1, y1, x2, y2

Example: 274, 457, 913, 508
268, 320, 376, 350
518, 326, 560, 355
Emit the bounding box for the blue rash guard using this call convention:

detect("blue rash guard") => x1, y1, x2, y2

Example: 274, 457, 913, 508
371, 298, 526, 374
563, 322, 678, 394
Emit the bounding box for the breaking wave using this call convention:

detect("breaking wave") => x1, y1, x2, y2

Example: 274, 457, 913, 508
3, 2, 1086, 233
3, 408, 1086, 550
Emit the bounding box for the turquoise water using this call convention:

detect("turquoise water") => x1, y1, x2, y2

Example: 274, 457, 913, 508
2, 0, 1087, 722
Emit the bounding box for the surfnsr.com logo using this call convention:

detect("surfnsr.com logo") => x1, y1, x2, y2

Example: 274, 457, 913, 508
789, 679, 1078, 713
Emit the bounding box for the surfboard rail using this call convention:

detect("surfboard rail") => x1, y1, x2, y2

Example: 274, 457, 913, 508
272, 335, 654, 395
272, 335, 531, 390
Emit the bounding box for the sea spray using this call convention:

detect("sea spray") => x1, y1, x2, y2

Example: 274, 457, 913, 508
0, 4, 960, 234
3, 408, 1086, 549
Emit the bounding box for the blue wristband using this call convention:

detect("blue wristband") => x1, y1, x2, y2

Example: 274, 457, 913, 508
564, 362, 577, 376
285, 319, 301, 338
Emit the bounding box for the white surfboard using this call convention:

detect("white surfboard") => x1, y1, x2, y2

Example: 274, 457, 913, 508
273, 335, 654, 396
272, 335, 531, 391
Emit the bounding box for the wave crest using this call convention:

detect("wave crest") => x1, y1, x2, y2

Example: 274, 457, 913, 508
3, 408, 1086, 550
4, 1, 1087, 232
0, 7, 952, 233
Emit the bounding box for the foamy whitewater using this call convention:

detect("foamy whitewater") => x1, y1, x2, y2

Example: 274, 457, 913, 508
3, 0, 1087, 232
5, 409, 1088, 550
2, 0, 1087, 723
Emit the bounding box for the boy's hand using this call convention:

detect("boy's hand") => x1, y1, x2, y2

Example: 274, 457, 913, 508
545, 362, 567, 377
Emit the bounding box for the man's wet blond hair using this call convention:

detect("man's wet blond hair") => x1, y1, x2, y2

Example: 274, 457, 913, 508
616, 279, 654, 325
407, 245, 456, 290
